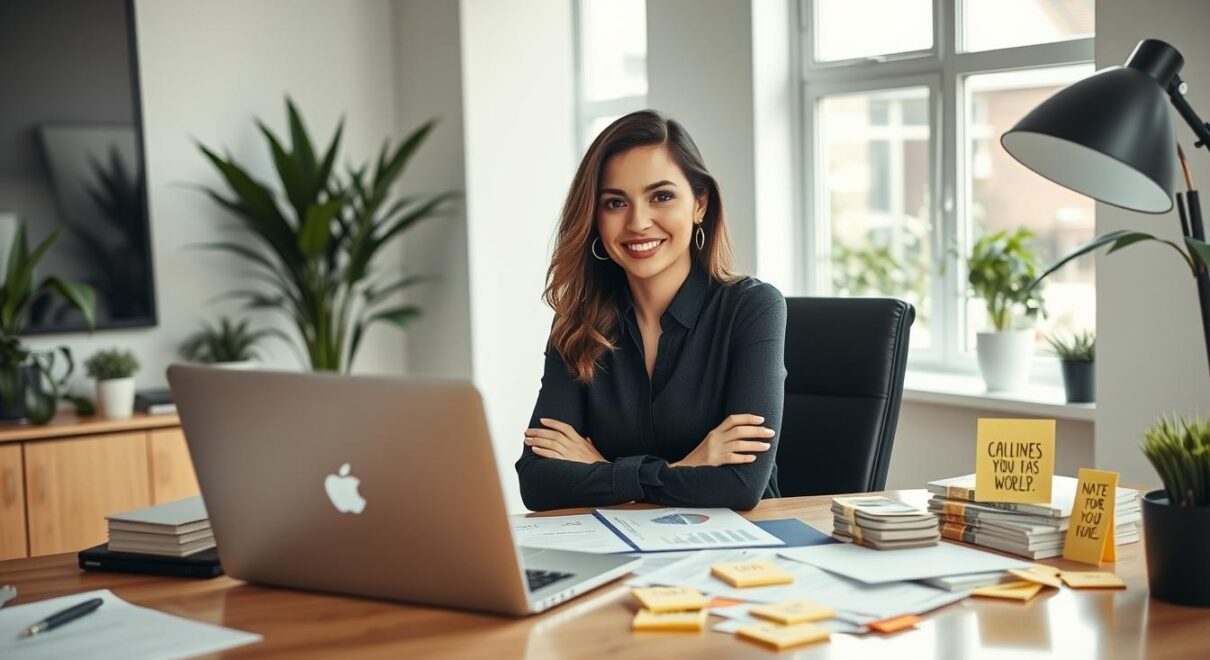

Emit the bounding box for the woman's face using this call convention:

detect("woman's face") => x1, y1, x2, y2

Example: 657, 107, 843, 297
596, 144, 706, 282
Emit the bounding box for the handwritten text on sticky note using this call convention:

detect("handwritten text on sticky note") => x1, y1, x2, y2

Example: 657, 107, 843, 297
975, 419, 1056, 503
1063, 468, 1119, 565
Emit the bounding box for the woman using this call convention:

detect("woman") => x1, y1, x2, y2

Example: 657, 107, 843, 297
516, 110, 787, 511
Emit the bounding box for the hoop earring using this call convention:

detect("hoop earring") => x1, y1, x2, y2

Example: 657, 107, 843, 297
694, 224, 706, 250
591, 237, 610, 261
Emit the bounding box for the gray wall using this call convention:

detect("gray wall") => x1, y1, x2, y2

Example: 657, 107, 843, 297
1095, 0, 1210, 485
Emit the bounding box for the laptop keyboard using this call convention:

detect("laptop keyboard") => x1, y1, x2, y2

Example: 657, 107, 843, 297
526, 569, 575, 592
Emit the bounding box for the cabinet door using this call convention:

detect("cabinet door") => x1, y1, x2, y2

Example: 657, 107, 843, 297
25, 432, 151, 556
149, 428, 201, 504
0, 444, 26, 560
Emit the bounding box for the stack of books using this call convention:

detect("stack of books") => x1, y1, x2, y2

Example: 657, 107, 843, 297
830, 495, 940, 550
926, 474, 1141, 560
106, 496, 214, 557
134, 388, 176, 416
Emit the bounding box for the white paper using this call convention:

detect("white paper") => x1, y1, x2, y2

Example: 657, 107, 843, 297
780, 540, 1030, 584
0, 589, 261, 660
510, 514, 632, 554
630, 549, 966, 620
596, 508, 784, 551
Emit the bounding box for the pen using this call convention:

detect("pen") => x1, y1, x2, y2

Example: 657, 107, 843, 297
19, 597, 104, 638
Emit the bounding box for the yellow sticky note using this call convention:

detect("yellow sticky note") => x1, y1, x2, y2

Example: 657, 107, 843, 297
1008, 565, 1064, 589
710, 560, 795, 588
1062, 468, 1119, 566
749, 600, 835, 625
1060, 571, 1126, 589
736, 622, 831, 650
971, 580, 1044, 601
632, 608, 709, 631
975, 419, 1056, 504
630, 587, 709, 612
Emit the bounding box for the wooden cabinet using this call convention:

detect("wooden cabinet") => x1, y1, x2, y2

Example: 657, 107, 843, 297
0, 413, 191, 559
0, 444, 26, 560
149, 428, 200, 504
25, 432, 152, 556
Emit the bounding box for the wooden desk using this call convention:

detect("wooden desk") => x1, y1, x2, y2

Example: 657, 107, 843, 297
0, 490, 1202, 659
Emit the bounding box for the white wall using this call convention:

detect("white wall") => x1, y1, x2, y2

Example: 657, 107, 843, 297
1095, 0, 1210, 485
25, 0, 409, 395
459, 0, 577, 512
393, 0, 473, 381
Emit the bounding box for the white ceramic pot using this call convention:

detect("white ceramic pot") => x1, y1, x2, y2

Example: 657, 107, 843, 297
96, 377, 136, 419
976, 329, 1034, 392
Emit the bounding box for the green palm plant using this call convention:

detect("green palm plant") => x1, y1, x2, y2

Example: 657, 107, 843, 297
195, 99, 457, 372
180, 316, 284, 364
0, 223, 96, 423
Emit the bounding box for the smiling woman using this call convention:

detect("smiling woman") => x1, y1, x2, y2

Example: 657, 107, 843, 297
516, 110, 789, 511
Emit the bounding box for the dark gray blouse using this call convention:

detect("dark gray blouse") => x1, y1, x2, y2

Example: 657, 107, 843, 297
515, 264, 788, 511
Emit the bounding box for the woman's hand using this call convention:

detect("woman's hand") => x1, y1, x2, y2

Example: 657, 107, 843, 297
671, 414, 774, 468
524, 418, 609, 464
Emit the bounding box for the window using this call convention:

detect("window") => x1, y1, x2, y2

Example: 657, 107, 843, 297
801, 0, 1095, 377
574, 0, 648, 152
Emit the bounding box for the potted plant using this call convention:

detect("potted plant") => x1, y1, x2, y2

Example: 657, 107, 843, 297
967, 229, 1045, 391
180, 317, 285, 368
1140, 417, 1210, 607
1045, 330, 1095, 403
0, 222, 96, 424
84, 349, 139, 420
195, 98, 457, 372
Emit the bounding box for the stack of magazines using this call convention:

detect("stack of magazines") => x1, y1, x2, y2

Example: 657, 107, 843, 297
831, 495, 940, 549
107, 496, 214, 557
926, 474, 1141, 559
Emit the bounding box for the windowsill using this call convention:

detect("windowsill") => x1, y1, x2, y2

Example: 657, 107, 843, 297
902, 370, 1095, 422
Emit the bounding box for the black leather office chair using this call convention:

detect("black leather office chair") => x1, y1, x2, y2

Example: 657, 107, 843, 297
774, 297, 914, 497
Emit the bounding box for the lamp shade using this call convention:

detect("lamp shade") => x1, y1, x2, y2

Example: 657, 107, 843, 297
1001, 40, 1182, 214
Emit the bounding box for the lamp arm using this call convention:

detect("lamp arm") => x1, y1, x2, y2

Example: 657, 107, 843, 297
1169, 75, 1210, 151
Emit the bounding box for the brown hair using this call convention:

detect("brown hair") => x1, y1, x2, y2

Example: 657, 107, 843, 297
544, 110, 741, 383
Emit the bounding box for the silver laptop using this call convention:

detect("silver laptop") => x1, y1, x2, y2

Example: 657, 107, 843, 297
167, 364, 638, 616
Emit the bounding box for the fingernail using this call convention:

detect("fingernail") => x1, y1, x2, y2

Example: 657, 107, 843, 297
755, 416, 765, 422
764, 428, 775, 435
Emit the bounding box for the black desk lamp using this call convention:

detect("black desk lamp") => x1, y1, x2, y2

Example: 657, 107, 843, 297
1001, 38, 1210, 376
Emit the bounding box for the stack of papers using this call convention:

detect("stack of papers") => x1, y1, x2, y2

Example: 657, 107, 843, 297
926, 475, 1141, 559
831, 496, 939, 549
107, 497, 214, 557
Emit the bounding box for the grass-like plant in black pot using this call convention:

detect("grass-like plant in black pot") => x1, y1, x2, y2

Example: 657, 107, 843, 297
1045, 330, 1094, 403
0, 223, 96, 424
180, 316, 286, 366
1140, 417, 1210, 606
194, 98, 457, 372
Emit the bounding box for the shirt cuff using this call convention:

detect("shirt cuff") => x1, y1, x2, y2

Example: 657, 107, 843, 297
612, 455, 649, 502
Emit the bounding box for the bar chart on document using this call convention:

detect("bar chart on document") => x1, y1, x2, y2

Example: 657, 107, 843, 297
596, 508, 786, 552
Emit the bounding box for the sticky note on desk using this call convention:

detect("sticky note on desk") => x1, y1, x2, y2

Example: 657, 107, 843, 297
630, 587, 709, 612
749, 600, 834, 625
1062, 468, 1119, 565
1060, 572, 1126, 589
710, 560, 794, 588
1009, 565, 1064, 589
974, 418, 1055, 504
632, 608, 709, 631
736, 622, 830, 650
971, 580, 1044, 601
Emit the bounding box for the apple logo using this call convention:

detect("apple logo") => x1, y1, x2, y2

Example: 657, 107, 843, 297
324, 463, 367, 514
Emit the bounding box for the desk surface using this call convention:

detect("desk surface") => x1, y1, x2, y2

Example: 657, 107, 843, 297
0, 490, 1201, 659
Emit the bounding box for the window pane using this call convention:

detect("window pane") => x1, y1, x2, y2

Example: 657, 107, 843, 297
815, 0, 932, 62
579, 0, 647, 102
819, 87, 933, 349
962, 0, 1094, 52
963, 66, 1096, 352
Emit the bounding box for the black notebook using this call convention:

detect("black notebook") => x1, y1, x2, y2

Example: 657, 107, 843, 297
78, 544, 223, 579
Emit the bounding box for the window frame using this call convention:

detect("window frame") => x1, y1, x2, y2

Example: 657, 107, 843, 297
798, 0, 1095, 379
572, 0, 648, 152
